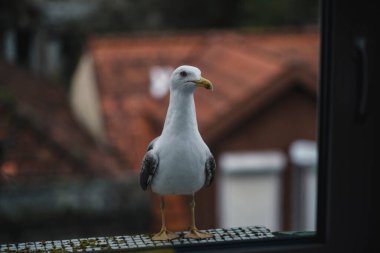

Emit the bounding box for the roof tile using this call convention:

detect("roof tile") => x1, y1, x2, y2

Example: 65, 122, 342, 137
0, 61, 125, 180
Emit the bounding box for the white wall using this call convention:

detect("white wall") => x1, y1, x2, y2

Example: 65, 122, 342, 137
218, 151, 285, 231
69, 53, 107, 144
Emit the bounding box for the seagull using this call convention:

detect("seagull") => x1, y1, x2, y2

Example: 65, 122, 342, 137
140, 65, 216, 240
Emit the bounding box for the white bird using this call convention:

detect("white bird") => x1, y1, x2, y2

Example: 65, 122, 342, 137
140, 65, 216, 240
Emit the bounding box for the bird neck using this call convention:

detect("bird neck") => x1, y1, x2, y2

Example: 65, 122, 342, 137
162, 91, 199, 136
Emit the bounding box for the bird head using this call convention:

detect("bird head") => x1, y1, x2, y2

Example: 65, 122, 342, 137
170, 65, 213, 93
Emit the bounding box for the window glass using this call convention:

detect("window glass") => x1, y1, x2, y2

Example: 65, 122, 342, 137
0, 0, 319, 243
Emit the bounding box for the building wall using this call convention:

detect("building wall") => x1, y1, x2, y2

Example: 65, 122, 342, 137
214, 87, 317, 152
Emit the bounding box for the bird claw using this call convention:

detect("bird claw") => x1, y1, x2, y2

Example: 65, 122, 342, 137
184, 227, 214, 239
152, 228, 179, 241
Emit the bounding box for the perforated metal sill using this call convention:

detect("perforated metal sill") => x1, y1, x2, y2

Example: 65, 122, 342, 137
1, 226, 274, 252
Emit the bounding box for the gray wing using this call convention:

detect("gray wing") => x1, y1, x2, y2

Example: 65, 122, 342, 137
139, 137, 160, 191
204, 154, 216, 187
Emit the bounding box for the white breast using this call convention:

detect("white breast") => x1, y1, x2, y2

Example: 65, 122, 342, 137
151, 136, 207, 195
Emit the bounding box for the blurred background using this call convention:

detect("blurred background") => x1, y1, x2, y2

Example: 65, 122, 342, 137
0, 0, 319, 243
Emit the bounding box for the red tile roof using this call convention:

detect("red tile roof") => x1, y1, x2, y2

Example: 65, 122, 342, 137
87, 30, 319, 172
0, 61, 125, 181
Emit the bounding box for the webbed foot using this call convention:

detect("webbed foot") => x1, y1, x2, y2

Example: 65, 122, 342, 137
152, 228, 179, 241
184, 227, 214, 239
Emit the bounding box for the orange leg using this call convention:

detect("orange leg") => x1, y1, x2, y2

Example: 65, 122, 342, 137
184, 195, 213, 239
152, 196, 179, 241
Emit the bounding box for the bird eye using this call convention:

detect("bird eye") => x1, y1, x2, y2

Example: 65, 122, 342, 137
179, 71, 187, 77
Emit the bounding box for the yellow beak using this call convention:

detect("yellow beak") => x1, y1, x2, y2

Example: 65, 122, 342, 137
193, 77, 213, 90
